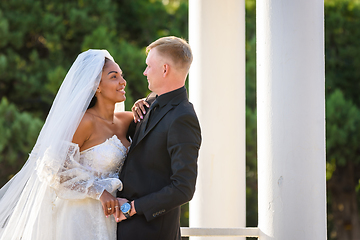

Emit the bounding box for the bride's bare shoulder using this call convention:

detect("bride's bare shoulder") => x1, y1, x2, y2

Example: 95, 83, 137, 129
72, 112, 95, 146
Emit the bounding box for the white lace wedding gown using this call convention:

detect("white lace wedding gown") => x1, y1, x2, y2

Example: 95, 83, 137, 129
50, 135, 127, 240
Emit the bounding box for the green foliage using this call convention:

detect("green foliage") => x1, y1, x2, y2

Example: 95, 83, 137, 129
246, 106, 258, 227
326, 89, 360, 166
325, 1, 360, 238
325, 0, 360, 107
245, 0, 258, 227
0, 97, 43, 185
180, 203, 189, 227
0, 0, 189, 115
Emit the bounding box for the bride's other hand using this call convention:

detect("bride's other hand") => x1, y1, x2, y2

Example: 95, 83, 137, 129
114, 198, 128, 222
132, 98, 149, 122
99, 190, 119, 217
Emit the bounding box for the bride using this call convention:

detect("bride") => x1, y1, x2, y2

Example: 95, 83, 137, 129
0, 49, 135, 240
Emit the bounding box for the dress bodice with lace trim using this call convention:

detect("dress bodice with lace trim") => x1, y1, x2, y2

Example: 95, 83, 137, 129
80, 135, 128, 175
43, 135, 128, 201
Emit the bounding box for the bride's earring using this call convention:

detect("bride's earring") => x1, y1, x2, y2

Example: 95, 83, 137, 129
95, 90, 101, 98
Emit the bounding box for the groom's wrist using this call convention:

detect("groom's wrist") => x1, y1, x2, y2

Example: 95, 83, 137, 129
130, 200, 137, 216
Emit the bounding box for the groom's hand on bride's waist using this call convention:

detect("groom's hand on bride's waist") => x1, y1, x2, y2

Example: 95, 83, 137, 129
114, 198, 137, 222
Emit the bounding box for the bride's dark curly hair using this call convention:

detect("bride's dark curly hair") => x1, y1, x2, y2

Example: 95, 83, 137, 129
87, 57, 112, 109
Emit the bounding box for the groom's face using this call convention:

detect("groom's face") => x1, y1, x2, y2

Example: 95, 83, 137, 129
143, 48, 165, 94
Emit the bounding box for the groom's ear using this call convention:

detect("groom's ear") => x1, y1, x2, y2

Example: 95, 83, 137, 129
163, 64, 169, 77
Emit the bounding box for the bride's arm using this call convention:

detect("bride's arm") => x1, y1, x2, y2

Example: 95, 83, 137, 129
115, 111, 134, 129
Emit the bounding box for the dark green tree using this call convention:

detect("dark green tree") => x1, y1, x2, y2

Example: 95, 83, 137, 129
326, 89, 360, 240
325, 0, 360, 239
244, 0, 258, 229
0, 98, 43, 185
0, 0, 189, 116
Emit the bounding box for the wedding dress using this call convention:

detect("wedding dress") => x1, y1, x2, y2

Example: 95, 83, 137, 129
52, 135, 127, 240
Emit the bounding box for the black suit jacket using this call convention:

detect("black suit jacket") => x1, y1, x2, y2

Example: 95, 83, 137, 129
117, 87, 201, 240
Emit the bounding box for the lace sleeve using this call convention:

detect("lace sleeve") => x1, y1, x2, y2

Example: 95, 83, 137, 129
37, 143, 122, 200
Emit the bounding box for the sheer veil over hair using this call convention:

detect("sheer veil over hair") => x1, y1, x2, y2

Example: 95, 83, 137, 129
0, 49, 114, 239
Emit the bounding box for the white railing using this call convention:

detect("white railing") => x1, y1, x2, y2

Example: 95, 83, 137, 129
180, 227, 259, 238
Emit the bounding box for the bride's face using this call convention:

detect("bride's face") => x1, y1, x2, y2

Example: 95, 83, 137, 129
97, 60, 126, 103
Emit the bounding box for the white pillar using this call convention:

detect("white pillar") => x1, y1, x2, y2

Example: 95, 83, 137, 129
256, 1, 327, 240
189, 1, 246, 239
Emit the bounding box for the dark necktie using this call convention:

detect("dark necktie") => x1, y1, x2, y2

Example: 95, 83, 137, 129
145, 101, 159, 130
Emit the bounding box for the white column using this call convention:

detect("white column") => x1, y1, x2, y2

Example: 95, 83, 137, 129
256, 1, 327, 240
189, 1, 246, 240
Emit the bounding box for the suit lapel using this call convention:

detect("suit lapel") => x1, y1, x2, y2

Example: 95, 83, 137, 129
141, 104, 174, 139
134, 107, 153, 144
128, 88, 187, 154
128, 115, 146, 153
128, 103, 172, 154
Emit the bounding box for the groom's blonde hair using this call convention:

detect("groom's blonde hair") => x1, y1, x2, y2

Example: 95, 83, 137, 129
146, 36, 193, 73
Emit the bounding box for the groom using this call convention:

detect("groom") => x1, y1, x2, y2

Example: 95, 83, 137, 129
116, 36, 202, 240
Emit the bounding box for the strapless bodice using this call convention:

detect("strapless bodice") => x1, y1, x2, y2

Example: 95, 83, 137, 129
80, 135, 128, 174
